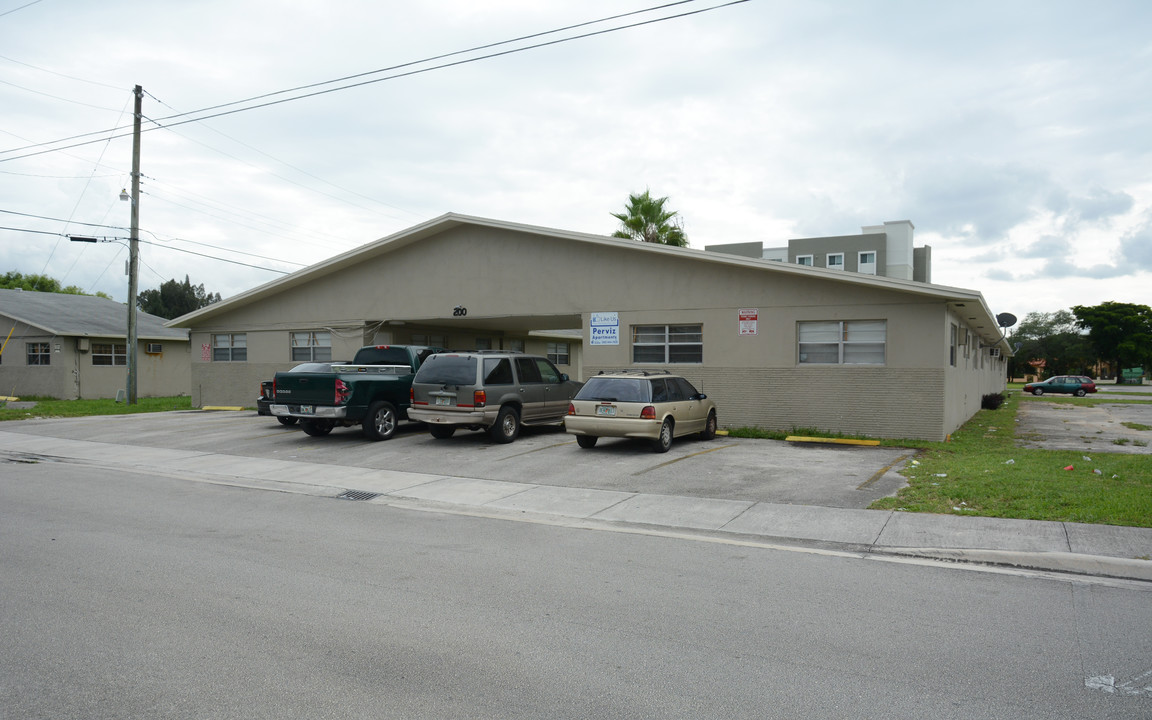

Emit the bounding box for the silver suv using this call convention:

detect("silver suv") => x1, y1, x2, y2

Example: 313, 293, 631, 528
408, 352, 583, 443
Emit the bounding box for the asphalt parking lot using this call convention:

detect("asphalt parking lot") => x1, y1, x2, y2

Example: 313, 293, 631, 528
0, 411, 914, 509
1015, 389, 1152, 454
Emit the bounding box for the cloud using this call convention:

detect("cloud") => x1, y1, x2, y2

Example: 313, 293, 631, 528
1117, 220, 1152, 270
900, 162, 1054, 245
1048, 186, 1135, 223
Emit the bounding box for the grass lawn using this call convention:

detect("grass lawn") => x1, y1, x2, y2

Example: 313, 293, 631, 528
733, 388, 1152, 528
0, 395, 193, 422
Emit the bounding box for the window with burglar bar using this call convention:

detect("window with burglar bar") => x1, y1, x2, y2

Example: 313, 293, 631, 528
798, 320, 885, 364
290, 331, 331, 362
632, 324, 703, 364
26, 342, 50, 366
92, 343, 127, 366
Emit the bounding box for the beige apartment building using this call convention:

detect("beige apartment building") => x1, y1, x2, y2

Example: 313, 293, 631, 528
170, 214, 1010, 441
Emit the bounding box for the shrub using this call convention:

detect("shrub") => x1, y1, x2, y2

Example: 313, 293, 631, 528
981, 392, 1006, 410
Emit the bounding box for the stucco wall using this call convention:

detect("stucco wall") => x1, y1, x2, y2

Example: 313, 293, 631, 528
0, 318, 190, 400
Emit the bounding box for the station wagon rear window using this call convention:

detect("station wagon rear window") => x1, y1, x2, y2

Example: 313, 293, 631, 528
575, 377, 651, 403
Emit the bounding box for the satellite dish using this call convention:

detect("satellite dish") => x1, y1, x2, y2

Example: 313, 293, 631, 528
996, 313, 1018, 328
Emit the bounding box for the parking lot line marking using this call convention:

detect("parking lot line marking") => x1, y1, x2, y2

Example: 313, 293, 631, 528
857, 452, 914, 490
632, 443, 739, 476
502, 440, 579, 460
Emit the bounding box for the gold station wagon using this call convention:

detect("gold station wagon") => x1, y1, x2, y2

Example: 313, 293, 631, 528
565, 370, 718, 453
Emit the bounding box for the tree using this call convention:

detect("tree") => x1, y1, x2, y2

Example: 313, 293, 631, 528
1007, 310, 1093, 378
1071, 301, 1152, 375
137, 275, 222, 320
610, 190, 688, 247
1, 271, 110, 298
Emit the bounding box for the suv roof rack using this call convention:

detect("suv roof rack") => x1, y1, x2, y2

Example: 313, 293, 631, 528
595, 369, 672, 376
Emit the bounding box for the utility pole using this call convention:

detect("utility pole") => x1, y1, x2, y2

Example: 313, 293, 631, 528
126, 84, 142, 405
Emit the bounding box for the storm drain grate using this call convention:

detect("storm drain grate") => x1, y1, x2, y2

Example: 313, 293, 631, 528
335, 490, 381, 501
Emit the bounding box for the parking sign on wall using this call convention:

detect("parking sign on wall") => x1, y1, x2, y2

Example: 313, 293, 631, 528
739, 308, 758, 336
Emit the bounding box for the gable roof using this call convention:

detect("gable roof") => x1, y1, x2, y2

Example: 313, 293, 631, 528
167, 212, 1011, 351
0, 288, 188, 340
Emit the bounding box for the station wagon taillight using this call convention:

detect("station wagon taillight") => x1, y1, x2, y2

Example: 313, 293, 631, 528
640, 405, 657, 420
474, 390, 487, 408
567, 402, 575, 416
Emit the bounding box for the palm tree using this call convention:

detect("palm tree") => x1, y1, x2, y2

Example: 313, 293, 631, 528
610, 190, 688, 247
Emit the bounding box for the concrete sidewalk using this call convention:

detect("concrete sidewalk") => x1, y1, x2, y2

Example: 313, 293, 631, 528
3, 429, 1150, 582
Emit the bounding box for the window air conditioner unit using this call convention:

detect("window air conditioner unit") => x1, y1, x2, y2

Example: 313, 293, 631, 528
145, 343, 163, 354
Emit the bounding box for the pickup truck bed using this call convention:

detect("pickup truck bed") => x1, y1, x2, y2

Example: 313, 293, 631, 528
270, 345, 442, 440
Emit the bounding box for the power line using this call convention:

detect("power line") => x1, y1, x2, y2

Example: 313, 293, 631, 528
0, 1, 748, 162
0, 0, 43, 19
1, 207, 305, 267
0, 208, 127, 231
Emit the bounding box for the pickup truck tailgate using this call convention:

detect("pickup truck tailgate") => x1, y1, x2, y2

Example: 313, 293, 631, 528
272, 372, 336, 406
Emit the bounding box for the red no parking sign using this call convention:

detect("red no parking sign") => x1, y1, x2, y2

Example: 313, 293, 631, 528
739, 308, 758, 336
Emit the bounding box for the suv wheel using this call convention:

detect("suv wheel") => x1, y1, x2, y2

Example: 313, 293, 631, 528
489, 405, 521, 443
651, 418, 673, 453
363, 400, 398, 441
428, 424, 457, 439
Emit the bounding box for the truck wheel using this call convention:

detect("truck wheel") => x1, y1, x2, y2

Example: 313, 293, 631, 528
489, 405, 520, 443
363, 400, 398, 441
301, 419, 334, 437
428, 424, 457, 439
276, 416, 298, 426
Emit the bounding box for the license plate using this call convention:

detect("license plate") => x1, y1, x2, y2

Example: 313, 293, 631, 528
435, 396, 452, 406
595, 405, 617, 417
298, 405, 313, 414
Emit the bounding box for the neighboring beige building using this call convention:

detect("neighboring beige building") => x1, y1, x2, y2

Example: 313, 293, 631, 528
0, 288, 190, 400
170, 214, 1011, 441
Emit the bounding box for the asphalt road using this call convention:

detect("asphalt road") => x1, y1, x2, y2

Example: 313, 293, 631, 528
3, 460, 1150, 719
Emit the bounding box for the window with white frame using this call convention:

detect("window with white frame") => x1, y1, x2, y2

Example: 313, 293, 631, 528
290, 331, 331, 362
798, 320, 886, 365
212, 333, 247, 362
92, 343, 127, 366
546, 341, 570, 365
796, 255, 814, 267
949, 324, 958, 367
26, 342, 50, 366
632, 324, 703, 364
826, 253, 845, 270
858, 251, 877, 275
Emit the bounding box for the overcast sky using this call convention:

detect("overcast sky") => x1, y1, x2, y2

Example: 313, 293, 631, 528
2, 0, 1149, 326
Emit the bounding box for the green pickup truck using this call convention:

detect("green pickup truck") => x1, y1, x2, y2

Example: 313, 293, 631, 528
270, 345, 444, 440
